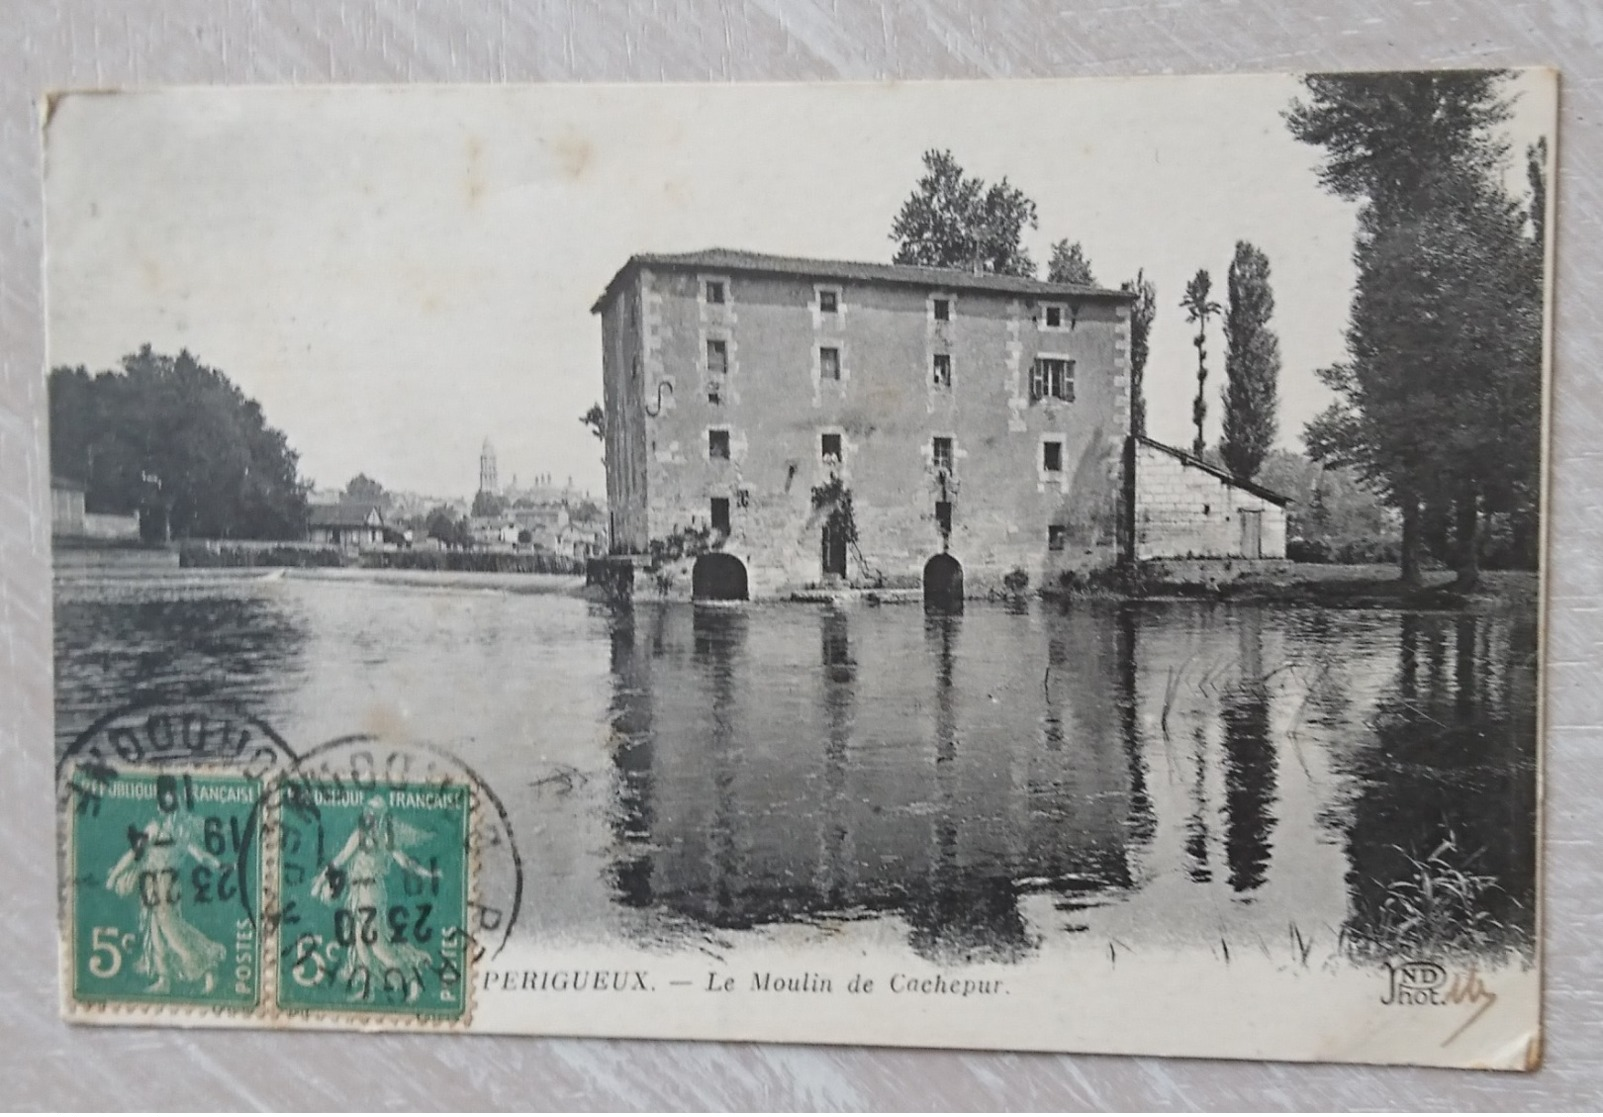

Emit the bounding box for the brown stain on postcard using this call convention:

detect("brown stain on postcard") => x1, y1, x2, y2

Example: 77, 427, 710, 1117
362, 702, 411, 743
548, 131, 594, 179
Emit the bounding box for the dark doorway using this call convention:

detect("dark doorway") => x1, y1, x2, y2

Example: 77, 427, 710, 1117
923, 553, 964, 612
692, 554, 748, 601
821, 522, 848, 578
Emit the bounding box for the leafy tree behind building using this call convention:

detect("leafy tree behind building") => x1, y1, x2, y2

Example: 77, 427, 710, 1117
343, 473, 388, 507
1046, 240, 1096, 285
471, 489, 506, 518
890, 149, 1039, 277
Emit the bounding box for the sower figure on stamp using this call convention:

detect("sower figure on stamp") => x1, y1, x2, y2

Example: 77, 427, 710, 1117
311, 794, 441, 1002
106, 812, 227, 995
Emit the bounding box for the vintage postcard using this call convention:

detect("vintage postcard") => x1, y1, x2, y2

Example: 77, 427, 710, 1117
45, 70, 1553, 1067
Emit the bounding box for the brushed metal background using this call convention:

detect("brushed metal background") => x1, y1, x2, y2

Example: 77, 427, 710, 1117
1, 1, 1597, 1107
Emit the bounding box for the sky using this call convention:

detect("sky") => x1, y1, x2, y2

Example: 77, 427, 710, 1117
44, 72, 1555, 500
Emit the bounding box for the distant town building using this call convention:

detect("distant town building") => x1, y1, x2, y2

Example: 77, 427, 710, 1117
470, 517, 521, 547
307, 502, 386, 549
503, 472, 591, 509
594, 248, 1286, 601
479, 437, 499, 496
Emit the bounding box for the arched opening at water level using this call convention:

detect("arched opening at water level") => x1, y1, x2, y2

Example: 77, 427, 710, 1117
692, 554, 749, 601
923, 554, 964, 612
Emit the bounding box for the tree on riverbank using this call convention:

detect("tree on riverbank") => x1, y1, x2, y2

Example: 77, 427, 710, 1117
1288, 71, 1544, 587
1220, 242, 1281, 480
49, 346, 308, 540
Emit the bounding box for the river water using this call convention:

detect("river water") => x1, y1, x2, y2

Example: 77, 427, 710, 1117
54, 560, 1538, 966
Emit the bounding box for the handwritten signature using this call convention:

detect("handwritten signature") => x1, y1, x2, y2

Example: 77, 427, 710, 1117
1380, 960, 1497, 1046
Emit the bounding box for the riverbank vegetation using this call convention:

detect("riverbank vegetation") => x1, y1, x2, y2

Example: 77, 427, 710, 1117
1288, 71, 1546, 590
50, 347, 309, 541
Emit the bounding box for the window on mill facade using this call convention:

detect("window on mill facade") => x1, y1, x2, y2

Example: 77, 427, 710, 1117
1030, 357, 1075, 403
709, 429, 730, 460
932, 436, 954, 474
820, 346, 841, 381
932, 353, 952, 389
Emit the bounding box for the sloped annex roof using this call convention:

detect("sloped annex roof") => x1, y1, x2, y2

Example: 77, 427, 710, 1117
1137, 436, 1293, 507
591, 248, 1134, 313
307, 502, 384, 527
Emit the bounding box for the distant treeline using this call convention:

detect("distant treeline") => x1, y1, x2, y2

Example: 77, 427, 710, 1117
51, 347, 309, 541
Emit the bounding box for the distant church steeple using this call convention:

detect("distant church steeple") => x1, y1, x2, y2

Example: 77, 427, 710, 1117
479, 437, 499, 495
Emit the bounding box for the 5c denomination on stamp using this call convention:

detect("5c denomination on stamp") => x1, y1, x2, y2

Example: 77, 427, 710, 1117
66, 765, 263, 1014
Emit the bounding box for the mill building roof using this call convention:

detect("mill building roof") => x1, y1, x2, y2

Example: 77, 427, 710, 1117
591, 247, 1134, 314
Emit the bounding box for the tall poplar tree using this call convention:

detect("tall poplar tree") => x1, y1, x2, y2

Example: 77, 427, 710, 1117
1180, 270, 1220, 458
1220, 242, 1281, 480
1124, 270, 1157, 437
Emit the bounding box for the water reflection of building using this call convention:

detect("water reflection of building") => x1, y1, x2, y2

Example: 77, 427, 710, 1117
607, 602, 1144, 961
604, 601, 1537, 962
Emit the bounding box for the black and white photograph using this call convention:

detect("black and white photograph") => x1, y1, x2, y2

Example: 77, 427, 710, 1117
45, 69, 1553, 1067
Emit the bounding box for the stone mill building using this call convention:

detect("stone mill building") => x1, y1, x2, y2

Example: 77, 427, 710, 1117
592, 248, 1286, 602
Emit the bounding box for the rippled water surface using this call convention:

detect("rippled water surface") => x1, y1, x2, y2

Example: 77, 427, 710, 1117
55, 557, 1538, 963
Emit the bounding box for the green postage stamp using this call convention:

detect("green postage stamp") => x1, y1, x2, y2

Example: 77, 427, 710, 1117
274, 779, 472, 1019
66, 766, 263, 1012
63, 758, 474, 1024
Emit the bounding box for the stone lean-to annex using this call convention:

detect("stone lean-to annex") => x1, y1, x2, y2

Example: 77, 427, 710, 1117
594, 248, 1287, 601
1130, 436, 1289, 562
